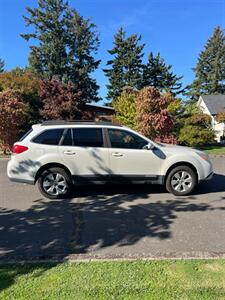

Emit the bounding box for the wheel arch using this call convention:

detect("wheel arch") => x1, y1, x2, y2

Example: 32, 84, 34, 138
35, 162, 72, 183
164, 161, 198, 184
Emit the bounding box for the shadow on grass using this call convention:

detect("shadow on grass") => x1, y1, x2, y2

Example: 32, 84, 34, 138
0, 263, 56, 293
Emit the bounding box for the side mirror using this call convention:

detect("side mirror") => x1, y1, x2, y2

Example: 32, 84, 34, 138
143, 142, 155, 150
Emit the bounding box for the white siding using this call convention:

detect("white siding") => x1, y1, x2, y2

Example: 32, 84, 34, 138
197, 96, 225, 143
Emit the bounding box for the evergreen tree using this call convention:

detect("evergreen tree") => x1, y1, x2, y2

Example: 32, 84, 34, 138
187, 26, 225, 101
21, 0, 100, 102
104, 28, 144, 101
0, 59, 4, 73
141, 52, 183, 95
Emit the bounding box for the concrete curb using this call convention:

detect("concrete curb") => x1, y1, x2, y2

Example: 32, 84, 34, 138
209, 154, 225, 158
1, 252, 225, 264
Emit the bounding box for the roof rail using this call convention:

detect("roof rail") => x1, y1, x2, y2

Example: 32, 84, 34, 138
41, 120, 122, 126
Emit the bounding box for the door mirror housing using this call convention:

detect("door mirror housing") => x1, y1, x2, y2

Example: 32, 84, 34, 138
143, 142, 155, 150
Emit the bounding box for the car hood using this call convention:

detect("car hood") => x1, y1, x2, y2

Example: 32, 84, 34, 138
157, 143, 202, 155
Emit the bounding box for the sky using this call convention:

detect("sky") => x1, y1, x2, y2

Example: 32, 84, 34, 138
0, 0, 224, 104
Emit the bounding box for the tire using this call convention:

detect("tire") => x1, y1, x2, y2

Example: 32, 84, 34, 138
166, 165, 197, 196
37, 167, 72, 199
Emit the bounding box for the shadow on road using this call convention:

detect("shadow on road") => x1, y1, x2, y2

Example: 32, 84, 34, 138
0, 172, 225, 292
1, 173, 225, 260
195, 173, 225, 194
72, 181, 225, 253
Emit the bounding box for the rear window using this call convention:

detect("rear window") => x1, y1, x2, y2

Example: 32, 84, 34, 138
19, 129, 33, 142
32, 129, 64, 145
72, 128, 103, 147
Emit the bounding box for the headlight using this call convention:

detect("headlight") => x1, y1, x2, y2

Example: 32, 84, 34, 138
196, 152, 210, 161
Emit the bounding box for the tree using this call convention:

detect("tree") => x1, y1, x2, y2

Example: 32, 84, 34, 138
141, 52, 183, 95
0, 90, 27, 152
0, 58, 4, 73
39, 78, 84, 120
216, 111, 225, 139
0, 68, 41, 125
178, 113, 215, 147
216, 111, 225, 123
104, 28, 144, 101
112, 87, 137, 129
136, 87, 177, 143
187, 26, 225, 101
21, 0, 100, 102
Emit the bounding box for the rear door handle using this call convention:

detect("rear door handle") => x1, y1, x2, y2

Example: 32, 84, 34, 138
63, 150, 76, 155
112, 152, 123, 157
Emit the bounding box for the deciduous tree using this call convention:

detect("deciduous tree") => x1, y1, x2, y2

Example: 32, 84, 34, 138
136, 87, 177, 143
216, 111, 225, 123
0, 68, 41, 126
39, 78, 84, 120
113, 87, 137, 129
0, 90, 27, 152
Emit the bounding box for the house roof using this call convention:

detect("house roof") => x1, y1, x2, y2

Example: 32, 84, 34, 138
85, 103, 114, 111
201, 95, 225, 115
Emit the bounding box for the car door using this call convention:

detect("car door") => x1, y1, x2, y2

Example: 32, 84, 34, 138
58, 127, 110, 182
107, 128, 162, 181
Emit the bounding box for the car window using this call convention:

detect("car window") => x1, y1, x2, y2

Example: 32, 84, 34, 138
32, 129, 64, 145
19, 129, 33, 142
108, 129, 148, 149
61, 129, 72, 146
72, 128, 103, 147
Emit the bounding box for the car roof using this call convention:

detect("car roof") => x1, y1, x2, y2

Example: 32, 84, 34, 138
41, 120, 122, 126
32, 121, 124, 130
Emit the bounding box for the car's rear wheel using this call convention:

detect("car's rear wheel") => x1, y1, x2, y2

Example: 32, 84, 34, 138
166, 165, 197, 196
38, 167, 72, 199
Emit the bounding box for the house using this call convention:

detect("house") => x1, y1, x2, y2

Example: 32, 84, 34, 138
197, 95, 225, 143
84, 103, 115, 121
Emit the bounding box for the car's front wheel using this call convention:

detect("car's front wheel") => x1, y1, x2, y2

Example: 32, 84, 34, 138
38, 167, 72, 199
166, 165, 197, 196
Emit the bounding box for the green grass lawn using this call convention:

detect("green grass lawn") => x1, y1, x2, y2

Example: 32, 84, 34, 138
200, 146, 225, 155
0, 260, 225, 300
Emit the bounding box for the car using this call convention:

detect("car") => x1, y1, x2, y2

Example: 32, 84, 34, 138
7, 121, 213, 199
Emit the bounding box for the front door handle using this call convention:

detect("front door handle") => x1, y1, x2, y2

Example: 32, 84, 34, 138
112, 152, 123, 157
63, 150, 76, 155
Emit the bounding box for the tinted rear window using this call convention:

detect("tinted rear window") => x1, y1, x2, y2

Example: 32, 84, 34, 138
72, 128, 103, 147
19, 129, 33, 142
61, 129, 73, 146
32, 129, 64, 145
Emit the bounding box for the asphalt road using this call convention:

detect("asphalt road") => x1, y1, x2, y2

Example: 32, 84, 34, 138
1, 157, 225, 260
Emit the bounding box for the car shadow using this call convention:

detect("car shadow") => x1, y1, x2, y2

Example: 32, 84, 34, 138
195, 173, 225, 194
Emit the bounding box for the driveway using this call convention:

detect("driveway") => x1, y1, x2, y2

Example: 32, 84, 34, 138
0, 157, 225, 260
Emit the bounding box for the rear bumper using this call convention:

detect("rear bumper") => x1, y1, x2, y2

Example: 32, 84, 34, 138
8, 177, 34, 185
7, 159, 35, 185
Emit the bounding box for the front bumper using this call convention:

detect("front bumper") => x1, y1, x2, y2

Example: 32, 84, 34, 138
204, 171, 214, 181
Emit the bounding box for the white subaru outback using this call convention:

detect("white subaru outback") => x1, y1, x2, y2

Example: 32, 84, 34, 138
7, 121, 213, 199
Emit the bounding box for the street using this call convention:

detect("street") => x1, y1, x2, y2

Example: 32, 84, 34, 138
1, 157, 225, 260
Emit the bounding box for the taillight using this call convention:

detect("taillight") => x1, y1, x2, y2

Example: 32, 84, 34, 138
12, 144, 29, 154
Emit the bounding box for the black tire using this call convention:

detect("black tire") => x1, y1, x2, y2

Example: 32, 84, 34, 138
37, 167, 72, 199
166, 165, 197, 196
